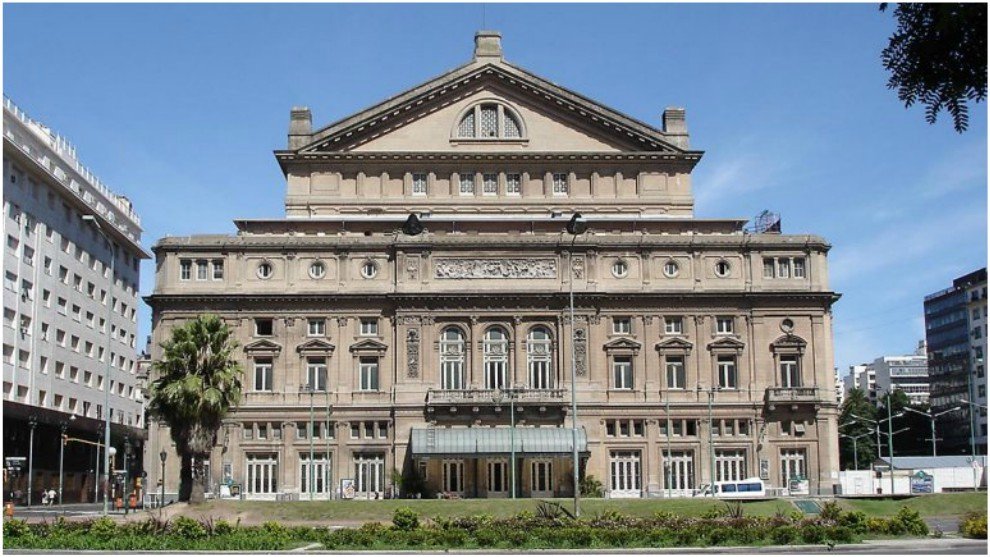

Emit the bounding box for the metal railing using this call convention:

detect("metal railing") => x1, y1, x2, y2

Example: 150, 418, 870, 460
765, 387, 820, 402
427, 388, 567, 405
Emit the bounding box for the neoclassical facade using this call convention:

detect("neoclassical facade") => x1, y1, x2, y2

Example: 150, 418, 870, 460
146, 31, 840, 500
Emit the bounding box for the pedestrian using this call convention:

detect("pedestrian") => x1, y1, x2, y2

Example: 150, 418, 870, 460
41, 490, 49, 506
47, 488, 56, 507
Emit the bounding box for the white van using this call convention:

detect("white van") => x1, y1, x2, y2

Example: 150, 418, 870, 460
693, 477, 768, 499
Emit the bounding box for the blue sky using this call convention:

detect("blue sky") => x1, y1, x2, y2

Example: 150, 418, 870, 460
4, 3, 987, 375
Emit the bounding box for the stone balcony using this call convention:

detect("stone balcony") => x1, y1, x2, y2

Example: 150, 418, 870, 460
765, 387, 823, 410
426, 388, 567, 406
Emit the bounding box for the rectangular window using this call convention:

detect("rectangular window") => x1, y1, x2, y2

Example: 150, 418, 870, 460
212, 259, 224, 280
253, 357, 274, 391
179, 260, 192, 280
196, 260, 208, 280
716, 316, 734, 335
378, 421, 388, 439
613, 317, 631, 335
412, 173, 427, 195
612, 357, 633, 389
715, 449, 747, 482
360, 318, 378, 337
609, 451, 642, 495
718, 355, 738, 389
306, 357, 327, 391
664, 317, 683, 335
364, 422, 374, 438
308, 318, 326, 337
255, 318, 273, 336
483, 173, 498, 195
793, 258, 806, 278
359, 357, 379, 391
777, 258, 790, 278
506, 173, 521, 195
664, 450, 695, 492
257, 424, 268, 439
297, 421, 309, 439
459, 174, 474, 195
552, 173, 568, 194
780, 355, 801, 388
351, 423, 360, 439
665, 356, 685, 389
780, 448, 807, 488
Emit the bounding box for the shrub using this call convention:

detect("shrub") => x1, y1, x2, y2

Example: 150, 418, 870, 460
722, 501, 745, 519
961, 512, 988, 539
213, 520, 235, 536
392, 507, 420, 531
801, 523, 829, 544
473, 528, 503, 547
771, 525, 800, 545
580, 475, 604, 497
818, 500, 842, 521
839, 510, 869, 533
894, 506, 928, 536
3, 519, 31, 539
170, 516, 207, 539
866, 517, 891, 534
701, 505, 723, 519
88, 516, 118, 540
828, 526, 856, 544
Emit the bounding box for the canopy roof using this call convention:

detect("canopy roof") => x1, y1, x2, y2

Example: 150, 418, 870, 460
410, 427, 588, 457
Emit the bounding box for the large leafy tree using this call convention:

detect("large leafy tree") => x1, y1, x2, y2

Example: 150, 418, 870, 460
148, 314, 243, 504
839, 388, 878, 469
877, 389, 930, 456
880, 3, 987, 132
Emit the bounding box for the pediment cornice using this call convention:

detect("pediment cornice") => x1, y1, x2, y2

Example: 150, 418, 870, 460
296, 339, 336, 354
244, 339, 282, 354
706, 336, 745, 352
655, 337, 694, 352
603, 337, 643, 353
349, 338, 389, 354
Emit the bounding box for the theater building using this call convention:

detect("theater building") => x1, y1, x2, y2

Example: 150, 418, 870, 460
146, 31, 840, 500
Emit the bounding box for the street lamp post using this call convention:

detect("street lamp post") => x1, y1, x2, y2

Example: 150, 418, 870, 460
960, 399, 988, 492
302, 383, 315, 501
903, 406, 961, 457
27, 415, 37, 507
850, 411, 903, 493
159, 450, 167, 508
325, 390, 333, 500
494, 388, 518, 499
123, 436, 131, 514
82, 214, 114, 516
706, 386, 720, 489
565, 213, 587, 516
58, 421, 68, 510
839, 432, 872, 471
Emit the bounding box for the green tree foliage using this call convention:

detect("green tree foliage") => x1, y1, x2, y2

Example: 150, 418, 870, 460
148, 314, 243, 504
878, 390, 931, 456
880, 3, 987, 132
839, 388, 877, 469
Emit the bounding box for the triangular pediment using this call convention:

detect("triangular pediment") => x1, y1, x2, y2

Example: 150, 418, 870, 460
603, 338, 643, 352
349, 338, 389, 353
707, 336, 746, 352
244, 339, 282, 354
655, 337, 694, 352
291, 61, 690, 156
296, 339, 336, 354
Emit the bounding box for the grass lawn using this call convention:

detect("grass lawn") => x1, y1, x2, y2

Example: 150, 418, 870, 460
192, 492, 988, 524
838, 492, 988, 518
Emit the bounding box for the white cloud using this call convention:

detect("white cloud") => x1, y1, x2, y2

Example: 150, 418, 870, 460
916, 138, 988, 200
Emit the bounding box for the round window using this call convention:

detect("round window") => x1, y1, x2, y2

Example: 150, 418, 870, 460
256, 262, 274, 280
309, 261, 326, 279
360, 261, 378, 279
714, 260, 731, 278
611, 259, 629, 278
780, 318, 795, 333
663, 260, 679, 278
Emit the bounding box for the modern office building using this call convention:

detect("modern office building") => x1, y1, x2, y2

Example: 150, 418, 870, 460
145, 31, 841, 500
846, 363, 876, 404
3, 96, 149, 504
872, 341, 930, 406
834, 368, 845, 407
924, 268, 987, 456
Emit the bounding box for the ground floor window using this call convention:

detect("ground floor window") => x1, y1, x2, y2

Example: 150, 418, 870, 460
609, 450, 642, 496
354, 453, 385, 497
530, 460, 553, 496
487, 459, 508, 494
442, 459, 465, 494
246, 454, 278, 495
715, 449, 747, 482
780, 448, 806, 488
663, 450, 695, 491
299, 453, 332, 495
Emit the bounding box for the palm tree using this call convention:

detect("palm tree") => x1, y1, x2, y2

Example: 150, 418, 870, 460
148, 314, 243, 504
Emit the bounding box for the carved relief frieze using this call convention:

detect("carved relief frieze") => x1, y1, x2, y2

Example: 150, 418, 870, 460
397, 316, 422, 326
571, 256, 585, 280
434, 258, 557, 279
406, 329, 421, 378
405, 256, 420, 280
574, 328, 588, 376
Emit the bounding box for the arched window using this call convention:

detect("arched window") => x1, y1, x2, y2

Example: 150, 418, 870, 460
440, 327, 466, 390
483, 327, 510, 390
454, 102, 526, 140
527, 326, 554, 390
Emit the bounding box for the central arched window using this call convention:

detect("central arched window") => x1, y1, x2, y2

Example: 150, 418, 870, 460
454, 102, 525, 140
484, 326, 510, 390
527, 326, 554, 390
440, 327, 466, 390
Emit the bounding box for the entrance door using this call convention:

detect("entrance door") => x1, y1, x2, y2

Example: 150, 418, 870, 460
487, 459, 508, 497
299, 453, 332, 499
442, 460, 464, 495
354, 454, 384, 499
245, 454, 278, 498
609, 451, 642, 498
530, 460, 553, 497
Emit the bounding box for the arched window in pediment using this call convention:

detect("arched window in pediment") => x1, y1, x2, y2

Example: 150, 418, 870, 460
453, 101, 526, 140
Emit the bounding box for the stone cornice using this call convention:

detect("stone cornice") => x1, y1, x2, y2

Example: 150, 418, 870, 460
276, 150, 702, 166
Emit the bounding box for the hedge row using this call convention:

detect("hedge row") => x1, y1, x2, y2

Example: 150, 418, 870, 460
2, 503, 931, 551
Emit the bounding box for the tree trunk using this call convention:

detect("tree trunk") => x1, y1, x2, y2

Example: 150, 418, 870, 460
179, 452, 192, 502
189, 454, 206, 505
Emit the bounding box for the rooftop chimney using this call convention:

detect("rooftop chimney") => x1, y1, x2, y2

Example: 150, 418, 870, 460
288, 106, 312, 150
474, 30, 503, 62
661, 107, 689, 149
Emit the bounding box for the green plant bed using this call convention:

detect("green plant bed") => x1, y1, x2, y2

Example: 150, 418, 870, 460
4, 502, 941, 551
